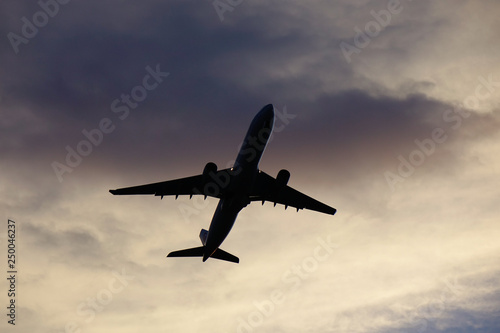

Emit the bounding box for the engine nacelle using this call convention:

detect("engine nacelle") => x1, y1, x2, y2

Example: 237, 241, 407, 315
203, 162, 218, 181
276, 169, 290, 187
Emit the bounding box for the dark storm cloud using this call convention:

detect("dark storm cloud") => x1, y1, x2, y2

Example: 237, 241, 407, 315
0, 0, 411, 168
2, 1, 328, 165
261, 91, 500, 184
2, 0, 314, 112
1, 1, 498, 187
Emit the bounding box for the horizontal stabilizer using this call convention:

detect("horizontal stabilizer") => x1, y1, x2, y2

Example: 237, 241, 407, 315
211, 248, 239, 263
166, 246, 239, 263
167, 246, 205, 258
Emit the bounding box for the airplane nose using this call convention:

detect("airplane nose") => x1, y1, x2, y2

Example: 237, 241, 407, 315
262, 103, 274, 114
259, 104, 274, 121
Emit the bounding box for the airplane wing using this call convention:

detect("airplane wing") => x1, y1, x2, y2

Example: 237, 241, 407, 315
249, 171, 336, 215
109, 168, 233, 199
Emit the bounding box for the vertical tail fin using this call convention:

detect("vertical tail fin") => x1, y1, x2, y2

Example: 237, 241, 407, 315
199, 229, 208, 245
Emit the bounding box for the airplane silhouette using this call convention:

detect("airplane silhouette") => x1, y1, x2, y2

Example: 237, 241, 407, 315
110, 104, 336, 263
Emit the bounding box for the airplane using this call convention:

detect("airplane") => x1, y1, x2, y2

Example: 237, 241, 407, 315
109, 104, 336, 263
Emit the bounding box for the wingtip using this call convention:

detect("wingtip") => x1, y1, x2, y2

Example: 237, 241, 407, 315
109, 189, 117, 195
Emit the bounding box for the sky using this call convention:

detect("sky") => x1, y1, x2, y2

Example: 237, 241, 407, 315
1, 0, 500, 332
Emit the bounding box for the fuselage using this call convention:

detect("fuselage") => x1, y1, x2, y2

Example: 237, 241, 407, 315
203, 104, 275, 261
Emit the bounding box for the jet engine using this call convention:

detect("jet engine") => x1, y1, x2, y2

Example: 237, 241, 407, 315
203, 162, 217, 182
276, 169, 290, 187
